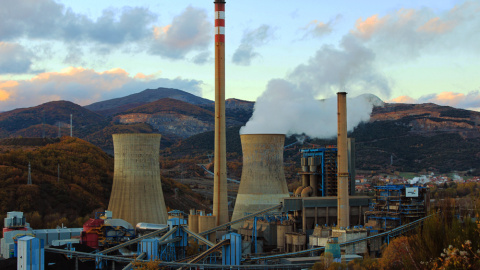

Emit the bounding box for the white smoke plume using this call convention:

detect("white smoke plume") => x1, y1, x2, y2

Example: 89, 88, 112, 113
295, 135, 306, 145
240, 79, 375, 138
240, 34, 386, 138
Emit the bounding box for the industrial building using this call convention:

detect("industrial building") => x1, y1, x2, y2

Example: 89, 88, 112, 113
299, 139, 356, 197
365, 185, 430, 230
0, 0, 431, 268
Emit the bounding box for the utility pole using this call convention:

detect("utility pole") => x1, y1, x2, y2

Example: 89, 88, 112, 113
27, 162, 32, 185
42, 111, 45, 138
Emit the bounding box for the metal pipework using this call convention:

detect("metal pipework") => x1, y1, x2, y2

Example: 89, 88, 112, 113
99, 227, 169, 255
337, 92, 350, 228
197, 204, 282, 237
213, 0, 229, 226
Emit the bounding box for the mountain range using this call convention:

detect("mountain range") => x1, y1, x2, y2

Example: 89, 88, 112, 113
0, 87, 479, 173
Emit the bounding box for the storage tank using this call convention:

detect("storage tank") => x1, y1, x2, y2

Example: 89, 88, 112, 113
188, 209, 199, 234
198, 215, 216, 242
108, 134, 168, 226
285, 233, 293, 252
277, 223, 292, 251
232, 134, 290, 227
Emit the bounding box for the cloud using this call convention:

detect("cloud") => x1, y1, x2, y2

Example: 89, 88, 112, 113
0, 42, 35, 74
288, 34, 391, 98
417, 17, 457, 34
150, 6, 211, 59
0, 0, 157, 45
353, 14, 387, 40
351, 1, 480, 59
232, 25, 274, 66
0, 67, 203, 111
192, 51, 211, 65
390, 95, 417, 104
240, 23, 391, 137
63, 45, 85, 66
389, 91, 480, 110
302, 15, 341, 38
240, 79, 374, 137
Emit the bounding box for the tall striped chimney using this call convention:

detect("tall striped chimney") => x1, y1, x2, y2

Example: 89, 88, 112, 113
337, 92, 350, 228
213, 0, 229, 226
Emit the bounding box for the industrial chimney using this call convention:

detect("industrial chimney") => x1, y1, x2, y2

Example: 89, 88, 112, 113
108, 134, 168, 226
213, 0, 229, 226
231, 134, 290, 227
337, 92, 350, 228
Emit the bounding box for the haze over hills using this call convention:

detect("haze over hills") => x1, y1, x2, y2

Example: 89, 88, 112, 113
0, 87, 479, 172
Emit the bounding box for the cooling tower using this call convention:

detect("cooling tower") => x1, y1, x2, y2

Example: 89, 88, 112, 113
231, 134, 290, 227
337, 92, 350, 228
108, 134, 168, 226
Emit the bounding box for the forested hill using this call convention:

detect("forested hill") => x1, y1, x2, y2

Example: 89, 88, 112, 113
0, 137, 113, 230
0, 137, 207, 232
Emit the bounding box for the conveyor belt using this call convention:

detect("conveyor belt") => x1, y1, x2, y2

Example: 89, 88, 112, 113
178, 239, 230, 270
122, 252, 146, 270
197, 203, 282, 237
247, 213, 437, 261
100, 227, 170, 254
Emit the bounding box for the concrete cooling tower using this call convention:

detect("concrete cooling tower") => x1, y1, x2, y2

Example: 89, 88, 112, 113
108, 134, 168, 226
232, 134, 290, 226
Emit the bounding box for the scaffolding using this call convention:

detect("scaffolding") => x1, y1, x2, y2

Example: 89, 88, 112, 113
365, 185, 429, 230
299, 147, 353, 197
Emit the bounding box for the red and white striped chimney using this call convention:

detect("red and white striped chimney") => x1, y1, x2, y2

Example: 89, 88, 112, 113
213, 0, 228, 226
215, 1, 225, 43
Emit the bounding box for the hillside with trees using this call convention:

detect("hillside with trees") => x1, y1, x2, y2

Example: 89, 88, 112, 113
0, 137, 208, 233
0, 87, 479, 173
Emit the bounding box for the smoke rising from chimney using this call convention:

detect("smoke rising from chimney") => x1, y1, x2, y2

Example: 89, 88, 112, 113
240, 34, 388, 137
240, 79, 374, 137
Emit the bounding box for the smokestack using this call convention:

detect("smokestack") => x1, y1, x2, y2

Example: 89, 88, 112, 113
213, 0, 229, 226
337, 92, 349, 228
108, 134, 168, 226
231, 134, 290, 228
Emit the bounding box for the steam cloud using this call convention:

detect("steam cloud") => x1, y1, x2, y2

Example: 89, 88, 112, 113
240, 34, 387, 138
240, 79, 375, 137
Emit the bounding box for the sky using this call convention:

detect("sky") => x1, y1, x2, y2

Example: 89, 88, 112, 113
0, 0, 479, 112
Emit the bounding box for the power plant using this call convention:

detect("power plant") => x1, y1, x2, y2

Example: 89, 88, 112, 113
0, 91, 430, 268
231, 134, 290, 227
0, 0, 432, 268
108, 133, 168, 226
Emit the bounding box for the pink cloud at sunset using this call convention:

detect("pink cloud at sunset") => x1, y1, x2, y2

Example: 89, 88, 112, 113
149, 6, 211, 60
352, 14, 387, 39
417, 17, 456, 34
389, 91, 480, 111
0, 67, 202, 112
389, 95, 417, 104
348, 2, 480, 61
